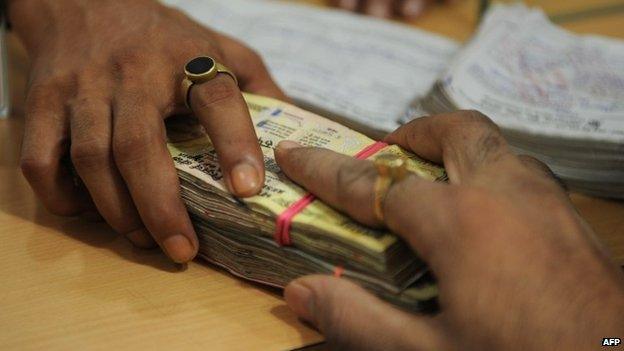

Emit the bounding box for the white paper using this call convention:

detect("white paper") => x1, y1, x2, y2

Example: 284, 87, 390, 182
164, 0, 459, 132
442, 4, 624, 144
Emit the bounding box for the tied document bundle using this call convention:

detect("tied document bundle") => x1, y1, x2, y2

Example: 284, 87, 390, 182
166, 94, 446, 310
409, 5, 624, 198
165, 0, 624, 198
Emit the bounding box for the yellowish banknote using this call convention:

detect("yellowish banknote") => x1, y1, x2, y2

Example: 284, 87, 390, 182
167, 93, 445, 259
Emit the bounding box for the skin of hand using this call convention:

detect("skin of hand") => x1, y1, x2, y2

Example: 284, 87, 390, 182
331, 0, 438, 19
10, 0, 287, 263
274, 111, 624, 351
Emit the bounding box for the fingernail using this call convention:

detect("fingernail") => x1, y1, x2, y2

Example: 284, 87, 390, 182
285, 282, 315, 323
402, 0, 425, 18
368, 2, 391, 17
230, 162, 261, 196
338, 0, 358, 10
277, 140, 301, 151
162, 234, 196, 263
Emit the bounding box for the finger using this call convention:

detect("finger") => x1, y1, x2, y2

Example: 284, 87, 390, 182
69, 95, 156, 248
385, 111, 512, 184
189, 75, 265, 197
363, 0, 394, 17
20, 81, 89, 216
275, 140, 455, 262
113, 91, 197, 262
275, 141, 382, 228
216, 35, 288, 101
285, 275, 444, 351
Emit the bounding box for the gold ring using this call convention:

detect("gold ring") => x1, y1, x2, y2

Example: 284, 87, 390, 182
373, 154, 408, 222
181, 56, 238, 109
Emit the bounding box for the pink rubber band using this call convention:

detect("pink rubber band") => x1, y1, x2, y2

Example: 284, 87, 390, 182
274, 141, 388, 246
274, 193, 316, 246
354, 141, 388, 159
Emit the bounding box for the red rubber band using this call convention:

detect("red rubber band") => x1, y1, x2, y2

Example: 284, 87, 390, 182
274, 193, 316, 246
354, 141, 388, 159
274, 141, 388, 246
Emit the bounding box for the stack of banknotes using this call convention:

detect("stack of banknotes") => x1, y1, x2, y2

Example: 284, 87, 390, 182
166, 94, 446, 311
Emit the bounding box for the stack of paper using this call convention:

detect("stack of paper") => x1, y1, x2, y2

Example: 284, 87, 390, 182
166, 93, 446, 310
164, 0, 459, 136
409, 5, 624, 198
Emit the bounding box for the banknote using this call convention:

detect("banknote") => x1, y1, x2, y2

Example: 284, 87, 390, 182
166, 93, 445, 308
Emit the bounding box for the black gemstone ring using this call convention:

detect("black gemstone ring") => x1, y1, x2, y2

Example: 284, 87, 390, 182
181, 56, 238, 109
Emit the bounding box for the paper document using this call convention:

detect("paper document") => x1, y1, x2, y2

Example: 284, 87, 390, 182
439, 4, 624, 144
164, 0, 459, 133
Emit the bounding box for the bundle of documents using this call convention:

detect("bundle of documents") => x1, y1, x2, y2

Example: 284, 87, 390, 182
166, 94, 446, 310
164, 0, 459, 136
408, 5, 624, 198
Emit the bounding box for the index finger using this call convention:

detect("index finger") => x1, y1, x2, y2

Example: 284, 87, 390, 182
190, 75, 265, 197
274, 141, 456, 263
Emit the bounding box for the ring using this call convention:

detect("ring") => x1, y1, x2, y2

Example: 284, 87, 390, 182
181, 56, 238, 109
373, 154, 408, 222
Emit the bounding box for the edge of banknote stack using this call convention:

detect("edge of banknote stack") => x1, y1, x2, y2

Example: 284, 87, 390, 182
166, 93, 447, 311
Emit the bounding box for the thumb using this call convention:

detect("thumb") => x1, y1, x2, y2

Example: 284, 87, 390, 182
284, 275, 444, 351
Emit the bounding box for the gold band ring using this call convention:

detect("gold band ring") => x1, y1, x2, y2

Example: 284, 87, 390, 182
373, 154, 408, 222
181, 56, 238, 109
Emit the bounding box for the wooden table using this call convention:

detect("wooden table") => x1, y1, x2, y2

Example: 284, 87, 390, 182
1, 1, 623, 350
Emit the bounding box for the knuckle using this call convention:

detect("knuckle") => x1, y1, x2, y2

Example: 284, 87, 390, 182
335, 162, 375, 203
70, 139, 111, 170
449, 110, 501, 138
191, 77, 239, 109
111, 48, 151, 82
25, 82, 60, 110
19, 157, 53, 182
463, 111, 499, 134
112, 127, 158, 165
113, 48, 147, 68
461, 109, 497, 127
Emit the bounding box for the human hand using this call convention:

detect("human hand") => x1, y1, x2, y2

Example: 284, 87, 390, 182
11, 0, 286, 262
275, 111, 624, 350
331, 0, 441, 19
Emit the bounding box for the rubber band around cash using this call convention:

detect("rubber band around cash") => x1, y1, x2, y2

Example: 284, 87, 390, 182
274, 141, 388, 246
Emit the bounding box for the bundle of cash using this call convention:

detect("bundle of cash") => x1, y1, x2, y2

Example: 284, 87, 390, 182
166, 94, 446, 310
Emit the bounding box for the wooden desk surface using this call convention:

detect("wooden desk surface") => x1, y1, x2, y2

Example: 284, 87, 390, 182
1, 1, 623, 350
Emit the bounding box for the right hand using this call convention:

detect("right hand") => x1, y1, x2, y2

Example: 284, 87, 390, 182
275, 111, 624, 350
11, 0, 286, 262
